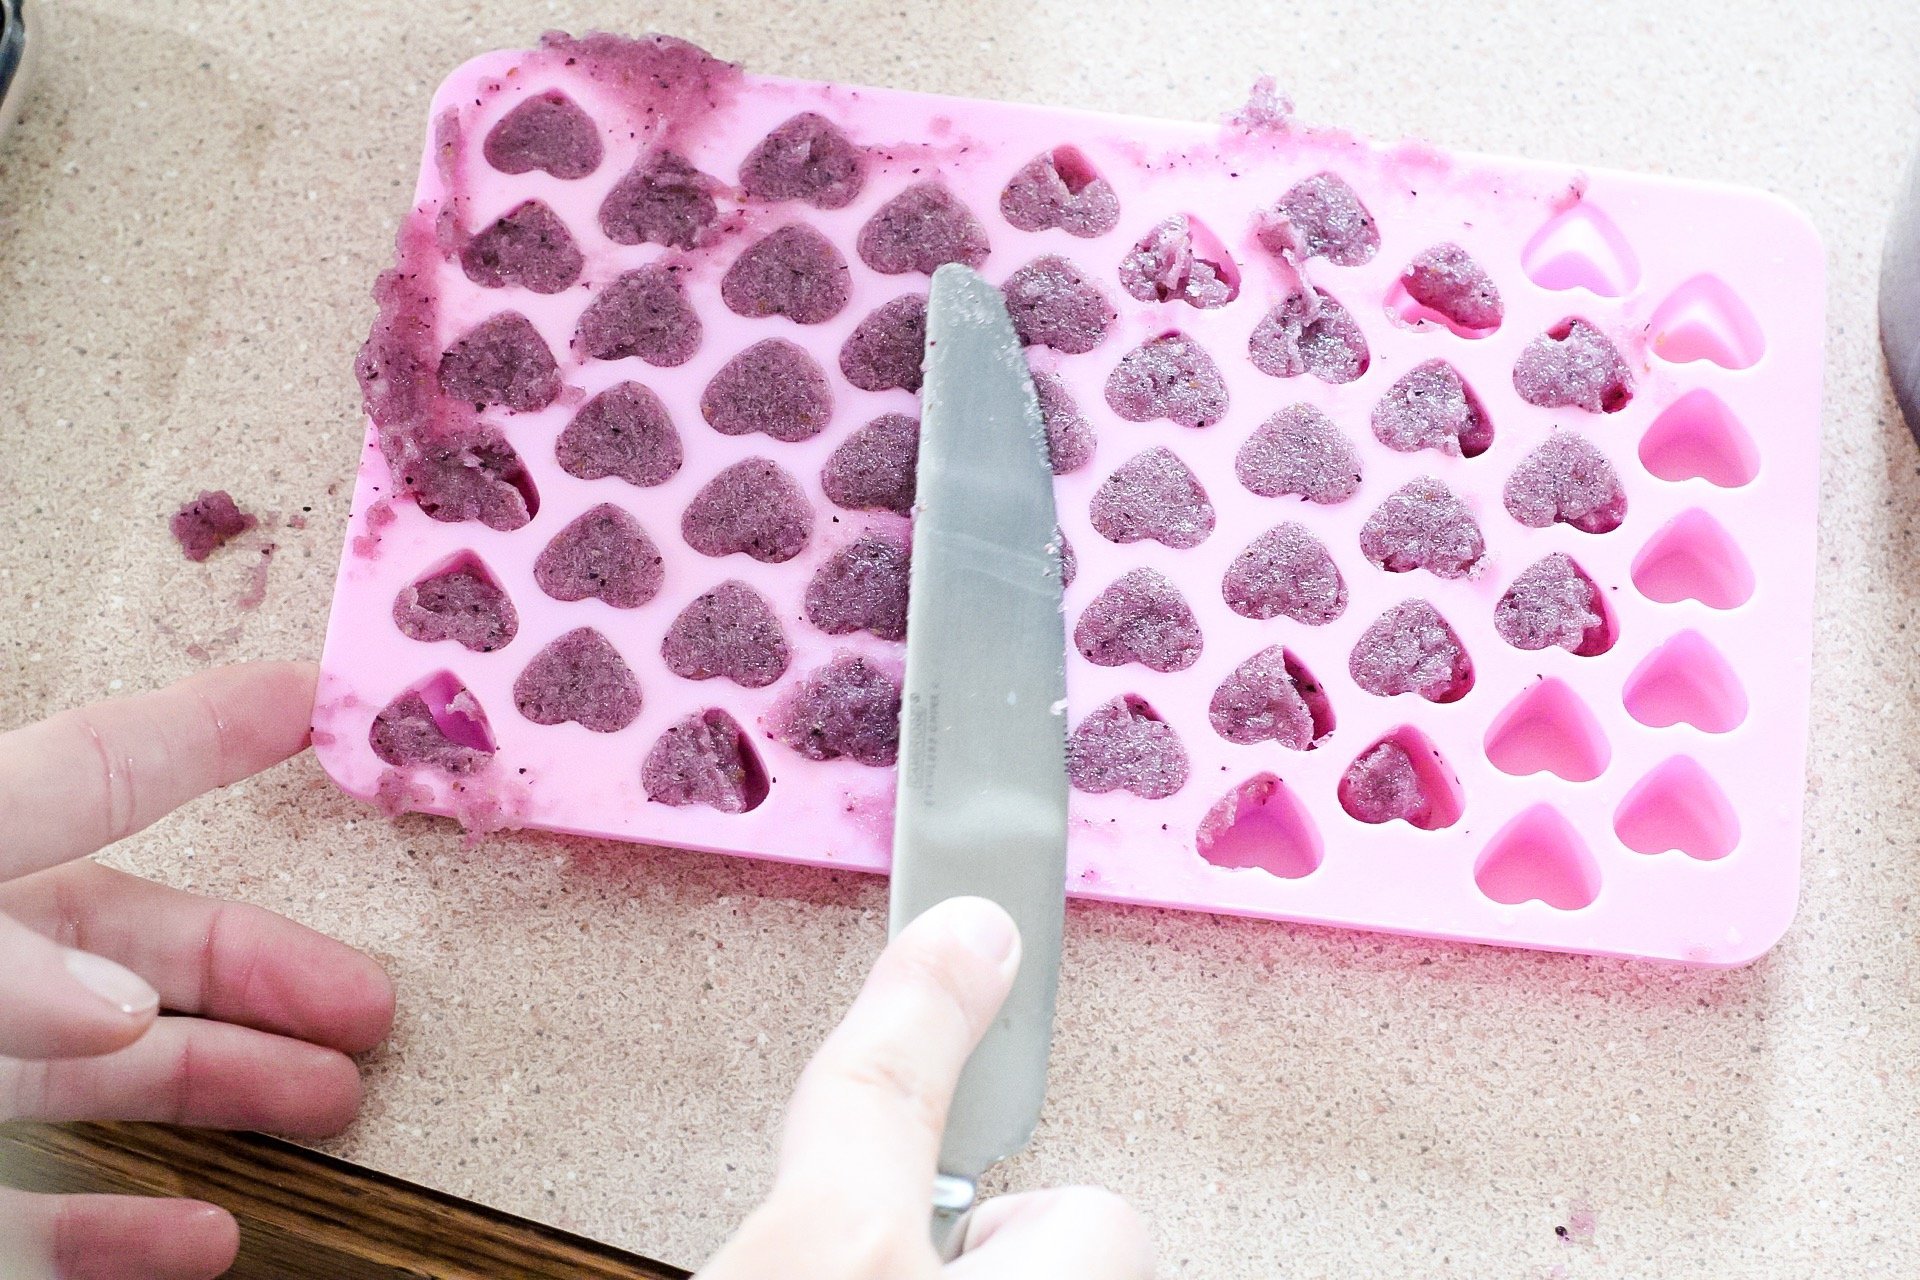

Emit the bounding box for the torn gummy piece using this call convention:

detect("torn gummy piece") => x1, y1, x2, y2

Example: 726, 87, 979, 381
392, 561, 518, 652
1209, 646, 1325, 750
999, 147, 1121, 237
643, 709, 766, 812
1512, 318, 1633, 413
369, 689, 492, 774
1401, 243, 1502, 331
1248, 288, 1369, 384
1371, 360, 1492, 457
170, 490, 256, 562
1495, 553, 1609, 655
1503, 429, 1627, 533
1339, 742, 1428, 825
1067, 695, 1188, 799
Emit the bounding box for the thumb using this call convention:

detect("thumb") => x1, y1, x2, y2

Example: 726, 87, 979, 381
0, 909, 159, 1060
948, 1186, 1156, 1279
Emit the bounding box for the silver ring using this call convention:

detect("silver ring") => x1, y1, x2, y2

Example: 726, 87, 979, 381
1, 0, 34, 143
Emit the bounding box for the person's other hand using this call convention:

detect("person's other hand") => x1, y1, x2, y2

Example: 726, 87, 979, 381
0, 662, 396, 1280
698, 896, 1154, 1279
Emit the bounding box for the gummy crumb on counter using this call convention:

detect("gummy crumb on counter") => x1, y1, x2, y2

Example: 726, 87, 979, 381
170, 490, 257, 561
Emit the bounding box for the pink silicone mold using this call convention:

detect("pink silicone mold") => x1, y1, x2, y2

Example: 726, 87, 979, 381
315, 32, 1826, 965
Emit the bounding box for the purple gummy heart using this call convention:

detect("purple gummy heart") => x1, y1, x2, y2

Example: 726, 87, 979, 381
533, 503, 664, 609
1002, 256, 1116, 354
721, 224, 852, 325
805, 532, 911, 641
769, 654, 902, 766
599, 150, 719, 249
857, 181, 991, 276
1512, 318, 1634, 413
460, 202, 584, 295
392, 559, 518, 652
739, 111, 866, 210
483, 91, 603, 180
1248, 287, 1369, 384
1349, 600, 1473, 702
1359, 478, 1487, 579
1339, 742, 1427, 824
574, 266, 702, 367
821, 413, 918, 516
999, 146, 1121, 238
1495, 552, 1609, 655
661, 580, 791, 689
1119, 215, 1236, 309
439, 313, 560, 412
1262, 172, 1378, 266
701, 339, 833, 443
1503, 429, 1627, 533
555, 382, 683, 488
513, 627, 643, 733
840, 295, 928, 393
170, 490, 256, 562
1401, 243, 1502, 331
682, 457, 813, 563
1033, 373, 1095, 474
1067, 695, 1188, 799
370, 689, 492, 774
1089, 447, 1215, 549
392, 424, 536, 531
643, 709, 768, 812
1235, 405, 1362, 504
1208, 646, 1330, 750
1222, 524, 1347, 625
1074, 568, 1204, 672
1105, 332, 1229, 428
1371, 360, 1493, 457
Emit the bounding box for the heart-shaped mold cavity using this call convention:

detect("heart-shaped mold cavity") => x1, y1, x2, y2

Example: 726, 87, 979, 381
1359, 478, 1487, 579
1638, 389, 1760, 488
370, 672, 496, 774
1075, 568, 1203, 672
1622, 631, 1748, 733
1090, 447, 1215, 549
858, 181, 991, 275
1370, 360, 1493, 457
439, 313, 561, 412
1208, 646, 1333, 750
1034, 372, 1095, 474
821, 412, 918, 516
1067, 695, 1188, 799
1521, 201, 1640, 297
840, 294, 928, 393
1614, 756, 1740, 861
806, 532, 912, 642
643, 709, 771, 813
1392, 243, 1502, 335
1474, 806, 1601, 910
574, 266, 702, 367
392, 424, 539, 532
600, 149, 720, 249
513, 627, 643, 733
1483, 677, 1611, 782
1338, 727, 1463, 830
738, 111, 866, 209
1105, 332, 1229, 428
1197, 774, 1321, 879
1495, 553, 1614, 656
1349, 600, 1473, 702
1648, 274, 1765, 370
768, 653, 902, 766
1118, 214, 1240, 309
682, 457, 814, 564
483, 91, 603, 179
1222, 524, 1347, 625
1262, 172, 1379, 266
999, 145, 1121, 237
1513, 318, 1634, 413
661, 581, 791, 689
1235, 405, 1362, 504
721, 224, 853, 325
460, 201, 584, 295
534, 503, 664, 609
1503, 429, 1627, 534
701, 339, 834, 443
556, 382, 683, 488
1630, 509, 1754, 609
1248, 287, 1370, 384
1002, 256, 1117, 354
392, 553, 519, 653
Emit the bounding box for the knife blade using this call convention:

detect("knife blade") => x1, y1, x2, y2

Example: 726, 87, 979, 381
890, 263, 1069, 1257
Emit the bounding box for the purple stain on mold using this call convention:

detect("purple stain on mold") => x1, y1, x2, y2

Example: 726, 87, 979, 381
721, 224, 852, 325
1513, 318, 1634, 413
701, 339, 833, 443
769, 653, 902, 766
1000, 146, 1121, 238
1090, 447, 1214, 549
393, 560, 518, 652
1119, 216, 1236, 309
1359, 478, 1487, 579
1235, 405, 1362, 504
1248, 287, 1369, 384
1402, 243, 1502, 331
370, 689, 493, 774
1067, 695, 1188, 799
574, 266, 702, 367
533, 503, 664, 609
682, 457, 813, 563
1263, 172, 1379, 266
555, 381, 683, 488
1222, 524, 1347, 625
599, 150, 720, 249
1075, 568, 1203, 673
459, 201, 583, 295
439, 313, 560, 412
1339, 742, 1427, 825
1105, 332, 1229, 428
170, 490, 256, 561
840, 294, 928, 393
483, 91, 603, 179
394, 425, 537, 531
1349, 600, 1473, 702
1496, 553, 1609, 655
1503, 429, 1627, 533
821, 413, 918, 516
805, 532, 911, 641
1033, 373, 1095, 474
643, 709, 768, 812
739, 111, 866, 210
1371, 360, 1492, 457
513, 627, 643, 733
662, 581, 791, 688
857, 181, 991, 275
1209, 646, 1328, 750
1002, 256, 1116, 354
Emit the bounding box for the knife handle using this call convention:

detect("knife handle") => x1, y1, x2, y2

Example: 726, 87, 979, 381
929, 1173, 977, 1262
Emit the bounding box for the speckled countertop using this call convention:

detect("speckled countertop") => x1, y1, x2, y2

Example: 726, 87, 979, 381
2, 2, 1917, 1276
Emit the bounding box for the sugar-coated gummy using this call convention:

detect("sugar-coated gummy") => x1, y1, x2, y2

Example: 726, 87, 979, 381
1339, 742, 1427, 824
1371, 360, 1492, 457
1222, 524, 1347, 625
533, 503, 664, 609
1002, 256, 1116, 354
391, 425, 536, 531
171, 490, 256, 561
1248, 288, 1369, 384
1033, 373, 1095, 474
643, 709, 765, 812
574, 266, 702, 367
513, 627, 643, 733
1495, 552, 1608, 654
599, 150, 719, 249
555, 382, 683, 488
857, 182, 991, 275
769, 654, 902, 766
460, 201, 584, 294
1235, 405, 1361, 504
1267, 172, 1378, 266
1067, 695, 1188, 799
483, 91, 603, 180
821, 413, 918, 516
805, 532, 911, 642
1401, 243, 1503, 331
682, 457, 813, 563
1209, 646, 1321, 749
701, 339, 833, 442
1349, 600, 1473, 702
392, 561, 518, 652
840, 295, 928, 393
739, 111, 866, 210
1512, 318, 1634, 413
439, 312, 561, 412
1119, 215, 1235, 309
370, 690, 491, 774
1503, 429, 1627, 533
661, 581, 791, 689
999, 147, 1121, 238
1358, 478, 1487, 579
1089, 447, 1215, 549
1074, 568, 1204, 673
720, 224, 852, 325
1105, 332, 1229, 428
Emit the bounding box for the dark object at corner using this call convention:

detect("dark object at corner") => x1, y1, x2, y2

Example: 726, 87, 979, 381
1884, 141, 1920, 439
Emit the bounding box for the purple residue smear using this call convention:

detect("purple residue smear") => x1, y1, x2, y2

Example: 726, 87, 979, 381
170, 490, 256, 561
236, 545, 275, 611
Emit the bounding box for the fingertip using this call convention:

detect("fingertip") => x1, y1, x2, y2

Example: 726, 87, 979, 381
902, 896, 1021, 974
333, 957, 398, 1055
154, 1202, 240, 1279
51, 1196, 239, 1280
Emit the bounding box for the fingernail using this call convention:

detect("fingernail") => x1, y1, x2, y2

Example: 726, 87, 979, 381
63, 949, 159, 1018
941, 897, 1019, 965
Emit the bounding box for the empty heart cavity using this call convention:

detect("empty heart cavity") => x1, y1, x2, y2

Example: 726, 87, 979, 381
661, 581, 791, 689
600, 150, 720, 249
1348, 600, 1473, 702
1034, 373, 1095, 474
483, 91, 603, 179
1503, 429, 1627, 534
1090, 447, 1215, 549
643, 709, 770, 813
857, 181, 990, 275
1196, 775, 1321, 879
1337, 727, 1463, 830
1622, 630, 1748, 733
768, 654, 902, 766
534, 504, 663, 608
701, 339, 833, 442
392, 553, 518, 653
556, 381, 683, 488
1208, 646, 1333, 749
460, 202, 584, 294
513, 627, 643, 733
1105, 332, 1229, 428
1075, 568, 1204, 672
806, 532, 911, 641
1235, 404, 1362, 504
1629, 509, 1754, 609
1638, 389, 1760, 488
369, 672, 496, 774
1494, 553, 1614, 656
1222, 524, 1347, 625
574, 266, 702, 367
738, 111, 866, 209
1002, 256, 1116, 354
1371, 360, 1493, 457
999, 145, 1121, 237
1520, 201, 1640, 297
821, 413, 919, 515
1119, 214, 1239, 309
1512, 318, 1634, 414
1483, 678, 1611, 782
840, 294, 928, 393
1391, 243, 1502, 335
1358, 478, 1487, 579
439, 313, 560, 412
721, 224, 852, 325
1066, 695, 1188, 799
1474, 806, 1602, 911
1648, 274, 1766, 370
681, 457, 813, 563
1248, 287, 1370, 384
1614, 756, 1740, 861
1261, 172, 1379, 266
